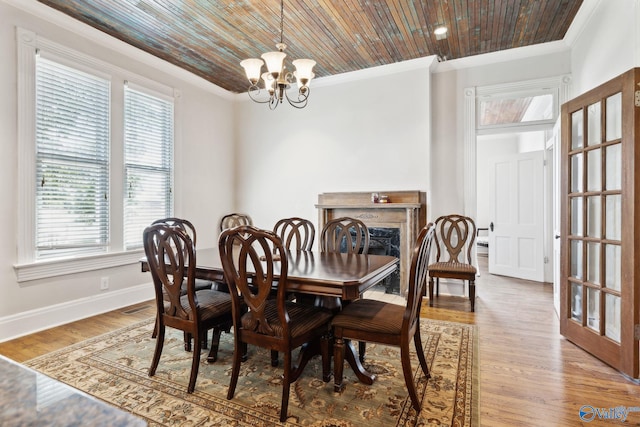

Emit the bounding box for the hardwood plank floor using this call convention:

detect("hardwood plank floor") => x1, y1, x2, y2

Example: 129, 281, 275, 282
1, 259, 639, 426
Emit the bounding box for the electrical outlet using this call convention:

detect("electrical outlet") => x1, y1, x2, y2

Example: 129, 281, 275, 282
100, 277, 109, 290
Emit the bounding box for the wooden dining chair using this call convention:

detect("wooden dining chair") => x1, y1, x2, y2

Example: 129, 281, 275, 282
428, 214, 478, 311
219, 212, 253, 231
143, 223, 233, 393
320, 217, 370, 254
150, 218, 213, 350
320, 216, 370, 359
273, 217, 315, 251
219, 225, 333, 422
331, 223, 435, 411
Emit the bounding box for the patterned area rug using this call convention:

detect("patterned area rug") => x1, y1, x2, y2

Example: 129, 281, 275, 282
26, 318, 478, 426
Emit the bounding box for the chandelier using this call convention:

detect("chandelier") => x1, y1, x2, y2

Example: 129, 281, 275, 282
239, 0, 316, 109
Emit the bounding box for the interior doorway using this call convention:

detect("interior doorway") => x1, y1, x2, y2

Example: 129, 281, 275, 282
465, 75, 571, 285
476, 130, 549, 283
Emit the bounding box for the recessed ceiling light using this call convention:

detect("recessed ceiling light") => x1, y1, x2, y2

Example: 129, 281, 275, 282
434, 26, 448, 40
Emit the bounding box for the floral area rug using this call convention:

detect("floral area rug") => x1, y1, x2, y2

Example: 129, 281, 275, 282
26, 318, 478, 426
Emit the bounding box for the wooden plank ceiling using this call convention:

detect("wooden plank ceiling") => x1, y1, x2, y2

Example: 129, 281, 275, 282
36, 0, 583, 94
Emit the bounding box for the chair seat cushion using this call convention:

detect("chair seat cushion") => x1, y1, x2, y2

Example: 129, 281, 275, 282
332, 299, 404, 335
165, 289, 233, 321
241, 301, 332, 338
428, 261, 477, 275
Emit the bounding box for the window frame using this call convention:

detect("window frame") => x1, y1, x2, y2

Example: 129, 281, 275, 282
15, 28, 178, 282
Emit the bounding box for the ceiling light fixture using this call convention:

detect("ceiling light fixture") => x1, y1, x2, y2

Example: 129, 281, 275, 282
434, 26, 448, 40
240, 0, 316, 109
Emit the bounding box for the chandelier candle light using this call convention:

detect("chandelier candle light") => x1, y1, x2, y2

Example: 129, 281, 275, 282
240, 0, 316, 109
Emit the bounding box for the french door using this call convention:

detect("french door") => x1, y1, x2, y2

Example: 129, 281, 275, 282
560, 68, 639, 378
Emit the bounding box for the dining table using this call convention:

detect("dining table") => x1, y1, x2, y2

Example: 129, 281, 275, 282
140, 247, 399, 385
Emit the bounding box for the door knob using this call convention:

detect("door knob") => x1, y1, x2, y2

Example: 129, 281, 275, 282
490, 222, 494, 232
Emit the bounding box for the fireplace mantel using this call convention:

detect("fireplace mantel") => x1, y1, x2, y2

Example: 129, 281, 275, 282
316, 191, 427, 297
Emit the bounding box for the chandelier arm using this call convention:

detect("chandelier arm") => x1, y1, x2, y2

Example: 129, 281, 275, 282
284, 87, 310, 109
246, 85, 273, 104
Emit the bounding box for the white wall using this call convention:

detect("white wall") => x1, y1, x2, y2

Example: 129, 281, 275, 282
234, 62, 434, 236
0, 1, 235, 340
570, 0, 639, 96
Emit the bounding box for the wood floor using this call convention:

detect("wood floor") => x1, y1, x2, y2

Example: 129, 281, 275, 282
2, 259, 640, 426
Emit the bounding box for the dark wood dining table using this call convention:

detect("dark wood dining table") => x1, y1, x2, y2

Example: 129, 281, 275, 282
140, 247, 399, 384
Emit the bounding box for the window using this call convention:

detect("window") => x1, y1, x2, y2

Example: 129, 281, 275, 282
35, 57, 111, 260
16, 28, 176, 281
123, 84, 174, 250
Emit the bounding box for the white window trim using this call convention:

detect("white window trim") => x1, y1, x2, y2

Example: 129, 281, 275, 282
15, 27, 178, 282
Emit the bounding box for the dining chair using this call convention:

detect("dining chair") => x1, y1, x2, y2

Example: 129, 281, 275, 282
143, 223, 234, 393
331, 223, 435, 411
150, 218, 213, 350
219, 225, 333, 422
428, 214, 478, 311
320, 217, 369, 254
320, 216, 370, 359
273, 217, 315, 251
219, 212, 253, 231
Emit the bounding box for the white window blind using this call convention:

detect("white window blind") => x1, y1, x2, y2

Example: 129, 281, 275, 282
123, 85, 174, 250
35, 57, 110, 260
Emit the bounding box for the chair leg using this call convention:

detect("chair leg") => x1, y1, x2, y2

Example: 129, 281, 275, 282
413, 320, 430, 379
149, 324, 165, 377
202, 329, 209, 350
358, 341, 366, 363
428, 277, 435, 307
207, 328, 222, 363
436, 277, 440, 297
469, 279, 476, 312
227, 337, 243, 400
401, 343, 421, 411
271, 349, 279, 367
187, 329, 202, 393
152, 314, 158, 338
333, 336, 346, 392
280, 351, 291, 422
184, 332, 192, 351
321, 334, 331, 382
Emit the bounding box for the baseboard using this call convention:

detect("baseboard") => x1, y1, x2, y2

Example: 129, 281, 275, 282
0, 284, 154, 343
431, 279, 466, 298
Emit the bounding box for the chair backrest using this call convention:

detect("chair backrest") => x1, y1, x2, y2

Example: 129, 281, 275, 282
273, 217, 315, 251
152, 217, 197, 247
320, 217, 370, 254
432, 214, 476, 264
143, 223, 197, 321
404, 223, 435, 331
219, 225, 290, 338
219, 213, 253, 232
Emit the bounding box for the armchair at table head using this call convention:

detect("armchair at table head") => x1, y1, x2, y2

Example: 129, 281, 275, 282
428, 214, 478, 311
143, 223, 233, 393
218, 225, 333, 422
320, 217, 370, 254
331, 223, 435, 410
273, 217, 315, 251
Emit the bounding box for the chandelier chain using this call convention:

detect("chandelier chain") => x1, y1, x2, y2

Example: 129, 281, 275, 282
280, 0, 284, 45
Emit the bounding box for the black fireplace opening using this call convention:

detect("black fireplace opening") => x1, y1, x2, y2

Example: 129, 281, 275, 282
368, 227, 401, 294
